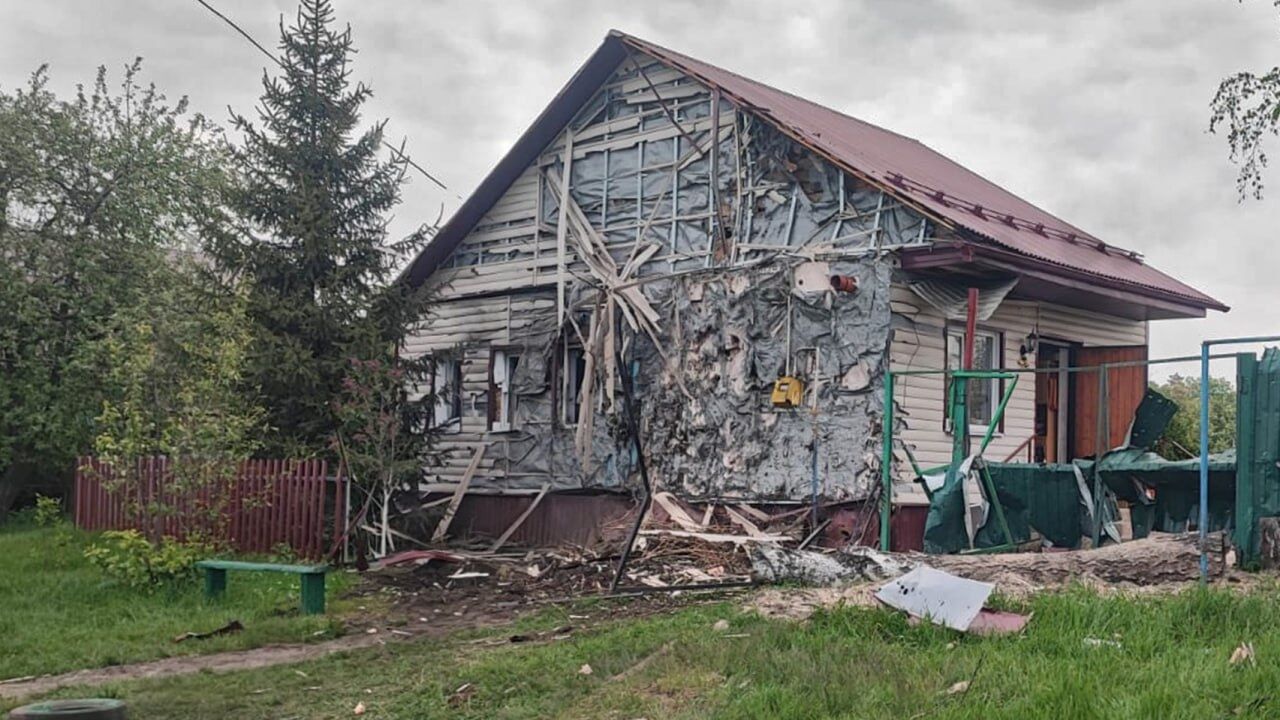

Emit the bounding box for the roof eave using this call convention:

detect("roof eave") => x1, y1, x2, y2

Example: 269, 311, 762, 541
401, 36, 629, 288
899, 242, 1229, 318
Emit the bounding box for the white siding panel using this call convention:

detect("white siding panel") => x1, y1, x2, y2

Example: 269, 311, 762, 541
889, 283, 1147, 476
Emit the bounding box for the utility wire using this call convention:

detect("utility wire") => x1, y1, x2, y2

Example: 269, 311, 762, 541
194, 0, 452, 193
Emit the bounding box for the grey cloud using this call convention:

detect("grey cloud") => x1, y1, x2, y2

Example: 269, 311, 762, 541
3, 0, 1277, 375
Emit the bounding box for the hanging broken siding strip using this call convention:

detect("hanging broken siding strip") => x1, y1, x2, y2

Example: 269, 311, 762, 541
555, 133, 574, 324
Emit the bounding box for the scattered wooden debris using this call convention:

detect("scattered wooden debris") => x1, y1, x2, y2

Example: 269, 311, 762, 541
609, 642, 673, 683
447, 683, 475, 707
638, 529, 788, 544
652, 492, 704, 533
371, 549, 464, 570
723, 506, 767, 538
1231, 642, 1256, 666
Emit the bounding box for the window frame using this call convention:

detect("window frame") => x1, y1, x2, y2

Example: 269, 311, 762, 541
430, 356, 463, 434
944, 326, 1005, 436
560, 342, 587, 427
488, 348, 521, 432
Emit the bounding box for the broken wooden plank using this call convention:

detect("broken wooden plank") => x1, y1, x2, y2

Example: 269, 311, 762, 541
553, 134, 573, 324
700, 503, 716, 529
652, 492, 704, 533
431, 445, 487, 543
733, 504, 772, 523
489, 484, 551, 553
637, 529, 788, 544
723, 506, 767, 538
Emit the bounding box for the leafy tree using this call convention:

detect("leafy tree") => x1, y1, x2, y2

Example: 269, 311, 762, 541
1149, 375, 1237, 459
1210, 1, 1280, 199
91, 265, 266, 541
0, 61, 230, 518
208, 0, 432, 457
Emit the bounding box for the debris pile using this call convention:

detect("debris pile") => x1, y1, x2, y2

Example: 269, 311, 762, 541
361, 492, 818, 619
614, 492, 814, 588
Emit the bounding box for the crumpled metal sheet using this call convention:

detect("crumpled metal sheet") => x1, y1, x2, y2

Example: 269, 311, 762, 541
874, 566, 994, 632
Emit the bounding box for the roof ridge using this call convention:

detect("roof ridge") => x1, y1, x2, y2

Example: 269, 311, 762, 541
614, 31, 1126, 253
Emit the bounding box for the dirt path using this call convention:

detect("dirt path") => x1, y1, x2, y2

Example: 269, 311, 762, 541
0, 630, 408, 701
0, 578, 710, 702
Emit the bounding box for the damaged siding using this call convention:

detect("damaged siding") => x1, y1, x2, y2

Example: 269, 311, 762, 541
408, 55, 930, 501
889, 284, 1147, 479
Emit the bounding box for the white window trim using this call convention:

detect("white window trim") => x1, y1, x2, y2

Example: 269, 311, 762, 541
432, 357, 462, 434
945, 327, 1003, 436
490, 349, 519, 433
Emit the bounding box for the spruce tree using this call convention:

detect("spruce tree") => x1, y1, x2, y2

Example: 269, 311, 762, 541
212, 0, 429, 456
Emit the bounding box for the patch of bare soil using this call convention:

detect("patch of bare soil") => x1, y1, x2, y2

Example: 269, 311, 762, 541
0, 633, 391, 701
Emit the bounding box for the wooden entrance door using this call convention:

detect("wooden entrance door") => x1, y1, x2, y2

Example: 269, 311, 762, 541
1072, 345, 1148, 459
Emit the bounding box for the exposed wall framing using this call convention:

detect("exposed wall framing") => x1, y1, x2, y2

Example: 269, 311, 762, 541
408, 52, 935, 502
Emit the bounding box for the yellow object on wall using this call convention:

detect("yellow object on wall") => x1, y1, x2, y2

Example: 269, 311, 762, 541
771, 376, 805, 408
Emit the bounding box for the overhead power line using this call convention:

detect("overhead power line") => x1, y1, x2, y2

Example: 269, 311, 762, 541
194, 0, 451, 193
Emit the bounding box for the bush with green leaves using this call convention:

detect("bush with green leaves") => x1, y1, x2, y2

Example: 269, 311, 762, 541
84, 529, 210, 589
33, 494, 63, 527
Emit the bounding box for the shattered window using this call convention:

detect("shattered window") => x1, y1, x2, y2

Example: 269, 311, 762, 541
561, 345, 587, 425
432, 357, 463, 433
489, 350, 520, 432
945, 329, 1002, 433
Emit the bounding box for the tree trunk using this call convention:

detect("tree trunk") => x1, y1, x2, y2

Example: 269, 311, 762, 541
0, 475, 21, 522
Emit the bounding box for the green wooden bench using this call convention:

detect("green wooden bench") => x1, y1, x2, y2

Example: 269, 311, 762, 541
195, 560, 329, 615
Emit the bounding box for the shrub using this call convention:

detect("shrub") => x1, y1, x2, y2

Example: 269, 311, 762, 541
84, 530, 210, 589
33, 495, 63, 527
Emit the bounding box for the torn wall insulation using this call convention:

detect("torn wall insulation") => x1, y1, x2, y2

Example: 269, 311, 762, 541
415, 56, 930, 501
907, 277, 1020, 321
459, 255, 892, 498
632, 256, 892, 500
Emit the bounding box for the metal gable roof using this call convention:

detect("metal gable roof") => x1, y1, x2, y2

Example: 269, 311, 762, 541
405, 31, 1225, 313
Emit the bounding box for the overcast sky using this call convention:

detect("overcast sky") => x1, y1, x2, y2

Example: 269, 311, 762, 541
3, 0, 1277, 378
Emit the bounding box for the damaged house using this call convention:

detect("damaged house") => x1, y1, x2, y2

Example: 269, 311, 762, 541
399, 31, 1226, 549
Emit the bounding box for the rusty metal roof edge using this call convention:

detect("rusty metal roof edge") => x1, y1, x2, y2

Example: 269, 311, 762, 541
613, 32, 1224, 312
901, 239, 1230, 313
403, 30, 1224, 315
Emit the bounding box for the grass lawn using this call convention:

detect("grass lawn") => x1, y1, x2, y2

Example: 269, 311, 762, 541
0, 523, 354, 679
11, 583, 1280, 719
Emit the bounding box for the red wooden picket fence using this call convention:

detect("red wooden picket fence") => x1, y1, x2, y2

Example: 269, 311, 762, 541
74, 457, 347, 560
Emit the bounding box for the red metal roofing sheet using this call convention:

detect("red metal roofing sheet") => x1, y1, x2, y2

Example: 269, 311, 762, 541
617, 32, 1224, 311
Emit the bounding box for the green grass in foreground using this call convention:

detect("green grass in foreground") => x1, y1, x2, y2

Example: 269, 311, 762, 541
13, 584, 1280, 719
0, 523, 354, 679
